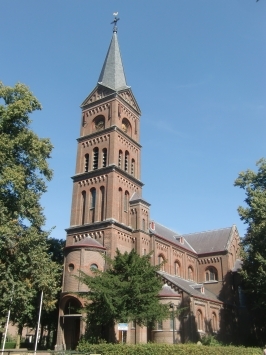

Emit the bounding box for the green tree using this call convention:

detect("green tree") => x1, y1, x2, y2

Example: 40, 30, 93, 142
234, 158, 266, 344
79, 249, 169, 343
0, 82, 60, 348
39, 238, 65, 349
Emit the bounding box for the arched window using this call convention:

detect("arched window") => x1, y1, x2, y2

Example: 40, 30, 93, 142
158, 254, 165, 271
124, 191, 129, 212
102, 148, 107, 168
197, 310, 203, 331
188, 266, 194, 281
100, 186, 105, 221
93, 147, 99, 170
93, 115, 105, 132
84, 154, 89, 172
205, 267, 218, 282
90, 188, 96, 223
81, 191, 86, 225
64, 298, 81, 316
211, 312, 218, 332
124, 151, 129, 172
121, 118, 132, 136
118, 150, 123, 168
174, 261, 180, 277
131, 159, 135, 176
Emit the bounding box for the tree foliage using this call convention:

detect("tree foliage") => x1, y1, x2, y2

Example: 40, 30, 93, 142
234, 158, 266, 343
79, 249, 169, 343
0, 82, 60, 346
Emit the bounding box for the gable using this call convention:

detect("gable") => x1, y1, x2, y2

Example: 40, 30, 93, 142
118, 88, 141, 114
81, 85, 115, 108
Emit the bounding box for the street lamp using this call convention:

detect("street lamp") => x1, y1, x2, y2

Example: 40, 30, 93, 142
169, 303, 175, 344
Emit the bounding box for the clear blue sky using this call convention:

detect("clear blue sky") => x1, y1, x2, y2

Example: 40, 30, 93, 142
1, 1, 265, 240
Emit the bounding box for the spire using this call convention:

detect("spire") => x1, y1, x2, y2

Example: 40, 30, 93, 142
98, 30, 129, 91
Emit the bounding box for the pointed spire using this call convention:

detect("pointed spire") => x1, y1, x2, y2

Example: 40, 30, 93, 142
98, 32, 129, 91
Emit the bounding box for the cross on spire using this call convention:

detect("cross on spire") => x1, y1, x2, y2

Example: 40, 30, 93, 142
111, 12, 119, 33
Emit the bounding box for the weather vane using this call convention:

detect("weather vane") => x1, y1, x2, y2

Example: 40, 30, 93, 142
111, 12, 119, 33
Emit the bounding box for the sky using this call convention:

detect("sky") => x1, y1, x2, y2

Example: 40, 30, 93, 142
1, 1, 265, 240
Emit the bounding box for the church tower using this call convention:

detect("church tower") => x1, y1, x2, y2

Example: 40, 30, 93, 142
57, 20, 151, 350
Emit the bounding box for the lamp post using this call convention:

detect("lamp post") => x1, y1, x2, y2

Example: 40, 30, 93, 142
169, 303, 175, 344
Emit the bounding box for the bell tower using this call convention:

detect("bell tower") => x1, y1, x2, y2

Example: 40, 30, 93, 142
65, 22, 151, 260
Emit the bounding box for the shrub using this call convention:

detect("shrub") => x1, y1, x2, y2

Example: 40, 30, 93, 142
1, 342, 16, 349
76, 341, 261, 355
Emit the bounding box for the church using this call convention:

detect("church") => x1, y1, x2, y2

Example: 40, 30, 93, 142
55, 19, 242, 350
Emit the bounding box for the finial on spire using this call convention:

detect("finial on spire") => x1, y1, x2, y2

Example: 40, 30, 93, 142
111, 12, 119, 33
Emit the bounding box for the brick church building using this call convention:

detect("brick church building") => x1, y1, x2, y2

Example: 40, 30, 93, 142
56, 22, 242, 349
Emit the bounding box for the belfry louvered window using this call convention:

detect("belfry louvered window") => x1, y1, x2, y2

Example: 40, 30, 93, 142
124, 151, 129, 172
81, 191, 86, 225
118, 150, 123, 168
84, 154, 89, 172
93, 148, 99, 170
102, 148, 107, 167
131, 159, 135, 176
90, 188, 96, 223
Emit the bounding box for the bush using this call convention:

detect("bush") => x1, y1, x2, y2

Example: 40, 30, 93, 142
76, 341, 261, 355
201, 335, 223, 346
1, 342, 16, 349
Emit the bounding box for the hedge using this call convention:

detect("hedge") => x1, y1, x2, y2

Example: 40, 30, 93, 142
76, 342, 261, 355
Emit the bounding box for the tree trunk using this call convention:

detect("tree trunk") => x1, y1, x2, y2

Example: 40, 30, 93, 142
16, 324, 23, 349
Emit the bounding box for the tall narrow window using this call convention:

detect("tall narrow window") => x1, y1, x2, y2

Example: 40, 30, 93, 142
158, 255, 165, 271
90, 188, 96, 223
118, 150, 123, 168
93, 147, 99, 170
124, 191, 129, 212
84, 154, 89, 172
124, 151, 129, 172
131, 159, 135, 176
174, 261, 180, 276
119, 188, 123, 222
100, 186, 105, 221
142, 218, 145, 231
102, 148, 107, 168
197, 310, 203, 331
188, 266, 193, 280
211, 312, 217, 332
81, 191, 86, 225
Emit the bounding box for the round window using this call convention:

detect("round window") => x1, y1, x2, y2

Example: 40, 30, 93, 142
90, 263, 98, 271
68, 263, 74, 272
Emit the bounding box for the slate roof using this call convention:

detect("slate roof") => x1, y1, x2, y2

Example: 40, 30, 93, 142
150, 222, 196, 254
98, 32, 129, 91
65, 237, 106, 250
158, 271, 222, 303
182, 227, 233, 254
150, 222, 235, 255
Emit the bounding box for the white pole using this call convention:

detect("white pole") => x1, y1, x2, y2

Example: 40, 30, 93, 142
34, 290, 43, 355
1, 285, 14, 355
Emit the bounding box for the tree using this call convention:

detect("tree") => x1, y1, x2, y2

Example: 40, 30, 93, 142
79, 249, 169, 343
39, 238, 65, 349
0, 82, 60, 348
234, 158, 266, 344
